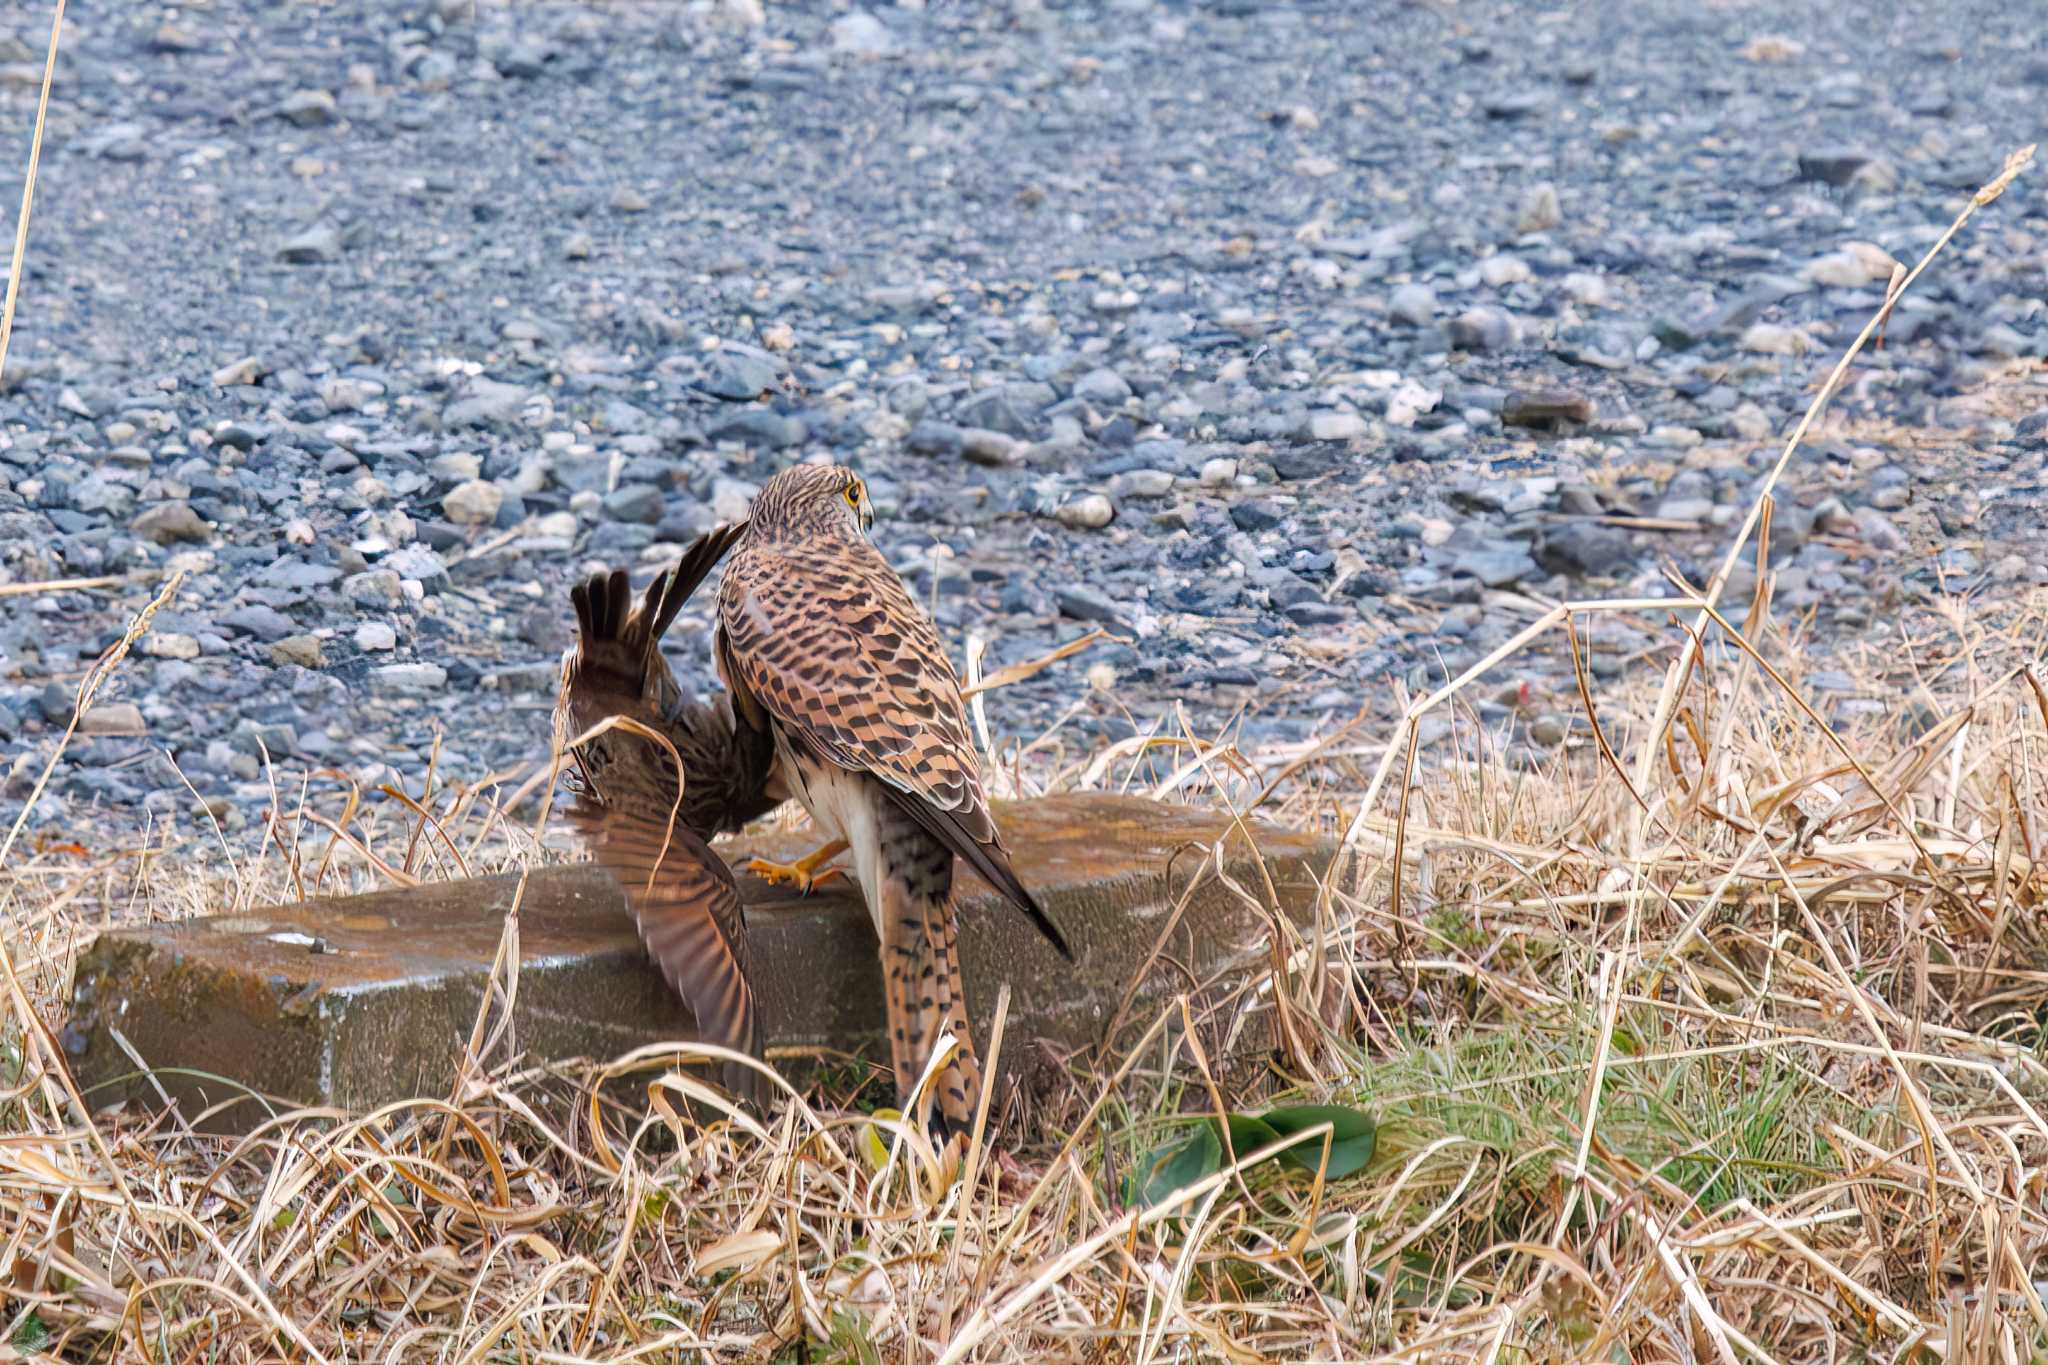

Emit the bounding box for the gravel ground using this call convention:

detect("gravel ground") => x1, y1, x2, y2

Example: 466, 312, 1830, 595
2, 0, 2046, 835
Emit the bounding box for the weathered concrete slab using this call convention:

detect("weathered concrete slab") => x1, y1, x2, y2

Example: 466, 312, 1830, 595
66, 795, 1335, 1130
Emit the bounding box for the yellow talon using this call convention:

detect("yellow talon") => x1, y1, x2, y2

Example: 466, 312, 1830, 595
745, 840, 850, 895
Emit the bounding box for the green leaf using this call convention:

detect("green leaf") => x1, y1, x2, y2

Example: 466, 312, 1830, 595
1255, 1104, 1378, 1179
12, 1312, 50, 1353
1125, 1120, 1222, 1210
1123, 1103, 1379, 1211
1219, 1112, 1281, 1150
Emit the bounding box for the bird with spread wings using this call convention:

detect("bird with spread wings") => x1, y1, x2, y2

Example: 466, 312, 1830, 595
554, 525, 778, 1099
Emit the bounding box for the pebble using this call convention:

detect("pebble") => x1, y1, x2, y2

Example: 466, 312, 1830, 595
831, 10, 895, 55
1516, 183, 1562, 234
1384, 381, 1441, 428
1056, 585, 1126, 626
444, 379, 530, 428
1479, 255, 1533, 288
279, 89, 337, 126
1453, 546, 1538, 587
130, 500, 211, 544
343, 569, 404, 606
1074, 367, 1132, 405
959, 428, 1021, 467
701, 351, 781, 401
1309, 411, 1369, 443
277, 225, 342, 264
1447, 307, 1516, 351
1388, 283, 1438, 327
141, 632, 201, 660
1055, 494, 1116, 530
1501, 390, 1594, 428
78, 703, 146, 735
212, 356, 266, 388
354, 622, 398, 652
372, 663, 448, 694
271, 635, 326, 668
443, 479, 504, 527
602, 484, 664, 524
1739, 324, 1812, 356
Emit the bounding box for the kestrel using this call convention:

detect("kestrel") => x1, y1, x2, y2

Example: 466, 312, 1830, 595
556, 524, 778, 1097
714, 462, 1072, 1138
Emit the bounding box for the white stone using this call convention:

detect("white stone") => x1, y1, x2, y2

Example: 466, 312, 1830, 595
1055, 493, 1116, 530
1739, 323, 1811, 356
141, 632, 200, 660
1516, 182, 1562, 234
372, 663, 447, 694
711, 478, 759, 524
831, 10, 894, 54
1384, 381, 1442, 429
442, 478, 503, 526
1309, 411, 1368, 442
1479, 254, 1533, 287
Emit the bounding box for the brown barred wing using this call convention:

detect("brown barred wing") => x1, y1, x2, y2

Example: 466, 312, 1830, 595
564, 801, 762, 1102
718, 540, 1071, 959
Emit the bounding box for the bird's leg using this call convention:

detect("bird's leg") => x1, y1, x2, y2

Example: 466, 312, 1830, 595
745, 839, 850, 895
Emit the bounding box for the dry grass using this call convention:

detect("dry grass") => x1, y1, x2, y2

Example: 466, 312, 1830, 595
7, 554, 2048, 1364
5, 3, 2048, 1355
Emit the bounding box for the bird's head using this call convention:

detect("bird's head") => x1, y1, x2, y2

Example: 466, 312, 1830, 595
748, 462, 873, 540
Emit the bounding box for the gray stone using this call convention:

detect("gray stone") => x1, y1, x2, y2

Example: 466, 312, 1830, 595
700, 350, 781, 401
1389, 283, 1438, 327
959, 428, 1021, 467
1074, 367, 1133, 405
1501, 390, 1595, 428
277, 225, 341, 264
371, 663, 447, 694
1447, 307, 1516, 351
1056, 585, 1127, 625
443, 379, 530, 429
343, 569, 404, 606
1797, 148, 1877, 187
386, 545, 450, 592
279, 89, 338, 127
957, 386, 1045, 437
905, 420, 964, 457
707, 409, 806, 449
130, 500, 211, 545
1452, 546, 1538, 587
1542, 523, 1635, 576
222, 605, 296, 643
602, 483, 664, 524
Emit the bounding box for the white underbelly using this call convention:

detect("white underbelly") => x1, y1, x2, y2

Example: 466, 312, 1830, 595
777, 738, 884, 938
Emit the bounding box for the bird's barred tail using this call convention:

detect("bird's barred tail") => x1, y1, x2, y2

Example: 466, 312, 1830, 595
882, 887, 982, 1140
875, 796, 983, 1139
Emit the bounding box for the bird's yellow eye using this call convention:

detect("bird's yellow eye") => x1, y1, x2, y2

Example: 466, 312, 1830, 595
843, 480, 863, 507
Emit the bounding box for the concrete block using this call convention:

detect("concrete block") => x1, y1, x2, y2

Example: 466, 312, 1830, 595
65, 795, 1335, 1130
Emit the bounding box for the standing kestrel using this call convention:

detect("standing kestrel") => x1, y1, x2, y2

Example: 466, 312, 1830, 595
556, 523, 778, 1097
714, 463, 1072, 1138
